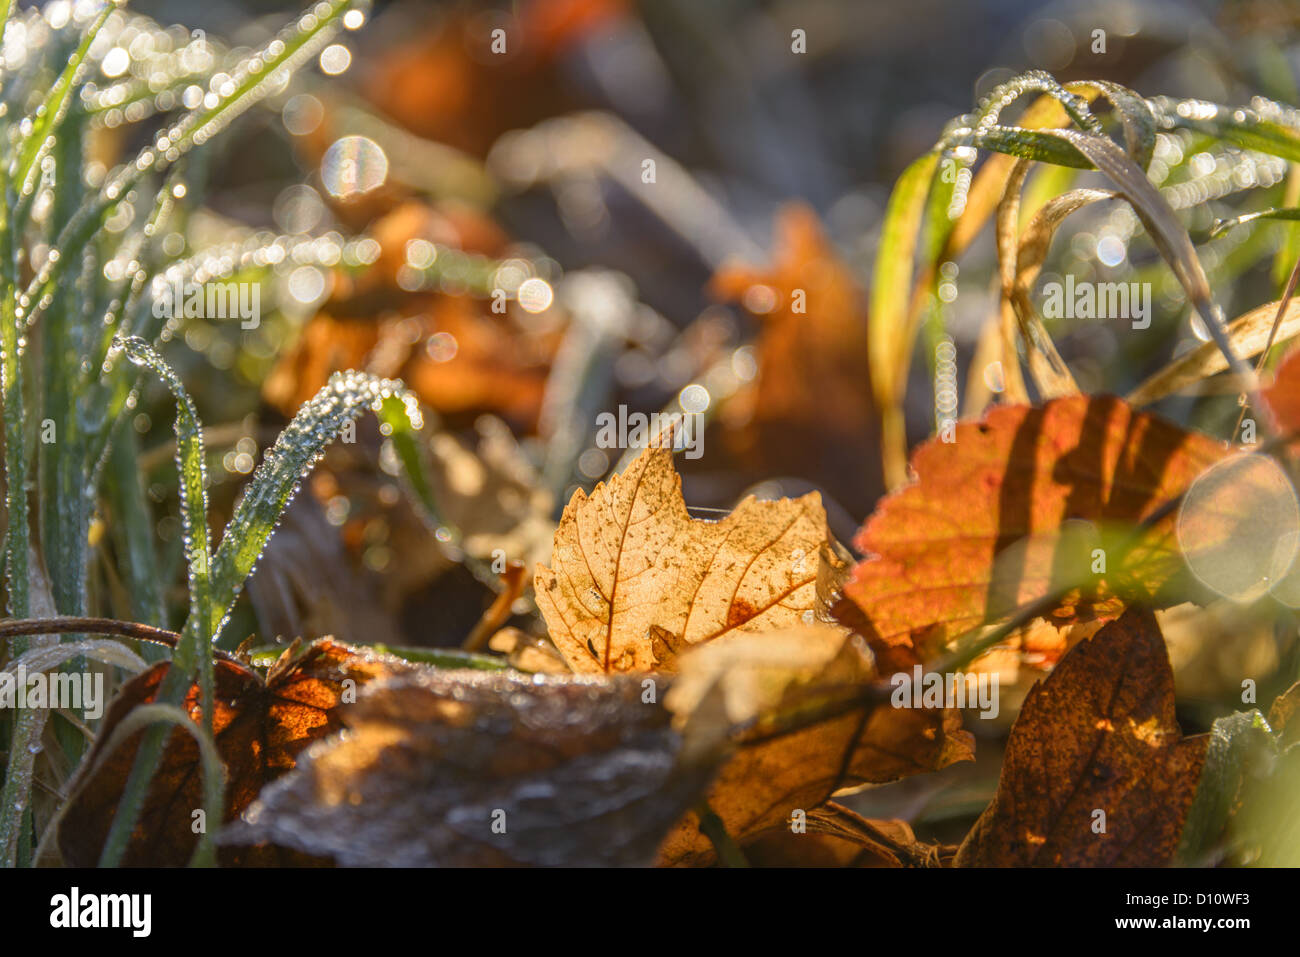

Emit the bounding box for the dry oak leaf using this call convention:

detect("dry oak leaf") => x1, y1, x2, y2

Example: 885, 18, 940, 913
58, 639, 414, 867
535, 443, 832, 673
656, 624, 972, 866
840, 395, 1228, 670
955, 607, 1210, 866
221, 669, 717, 867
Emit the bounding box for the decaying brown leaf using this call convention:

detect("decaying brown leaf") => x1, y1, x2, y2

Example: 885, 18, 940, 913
532, 446, 972, 863
1269, 680, 1300, 749
58, 640, 413, 866
742, 803, 949, 867
956, 607, 1210, 866
221, 669, 719, 866
535, 443, 833, 673
657, 624, 972, 865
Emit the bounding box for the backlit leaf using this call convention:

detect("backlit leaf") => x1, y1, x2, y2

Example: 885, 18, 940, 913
58, 639, 412, 866
955, 608, 1210, 866
840, 396, 1228, 662
535, 443, 833, 674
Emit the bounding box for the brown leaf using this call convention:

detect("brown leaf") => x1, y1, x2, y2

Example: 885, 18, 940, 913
839, 396, 1229, 669
534, 443, 833, 673
220, 669, 718, 866
58, 640, 412, 866
709, 203, 883, 516
657, 625, 972, 865
362, 0, 630, 158
742, 803, 949, 867
1269, 680, 1300, 749
263, 203, 558, 434
955, 607, 1210, 866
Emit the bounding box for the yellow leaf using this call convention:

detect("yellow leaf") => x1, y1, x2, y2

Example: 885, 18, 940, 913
535, 443, 830, 673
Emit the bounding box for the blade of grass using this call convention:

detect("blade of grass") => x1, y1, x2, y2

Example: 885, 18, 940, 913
1152, 96, 1300, 164
1128, 297, 1300, 405
100, 337, 216, 867
206, 373, 423, 643
870, 151, 938, 488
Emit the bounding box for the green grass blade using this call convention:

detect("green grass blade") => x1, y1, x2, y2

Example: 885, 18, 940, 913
114, 337, 212, 667
21, 0, 360, 330
205, 373, 420, 643
0, 299, 29, 623
11, 0, 113, 199
1211, 206, 1300, 237
101, 337, 218, 867
869, 150, 938, 486
1152, 96, 1300, 164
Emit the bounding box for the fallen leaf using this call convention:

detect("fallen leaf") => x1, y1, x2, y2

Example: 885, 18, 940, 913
657, 625, 972, 865
1263, 345, 1300, 434
220, 669, 718, 866
58, 640, 413, 866
263, 203, 558, 434
487, 626, 570, 674
709, 204, 883, 517
839, 396, 1228, 668
363, 0, 629, 158
535, 443, 833, 673
955, 607, 1210, 866
742, 803, 949, 867
1269, 680, 1300, 748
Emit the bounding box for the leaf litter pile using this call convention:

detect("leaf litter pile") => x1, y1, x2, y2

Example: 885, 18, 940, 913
3, 0, 1300, 870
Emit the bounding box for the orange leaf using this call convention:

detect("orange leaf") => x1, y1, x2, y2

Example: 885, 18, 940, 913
839, 396, 1228, 668
263, 203, 556, 434
58, 640, 412, 866
709, 203, 883, 516
1263, 345, 1300, 434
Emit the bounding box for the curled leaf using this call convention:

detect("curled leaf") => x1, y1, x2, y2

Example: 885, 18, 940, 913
658, 625, 973, 865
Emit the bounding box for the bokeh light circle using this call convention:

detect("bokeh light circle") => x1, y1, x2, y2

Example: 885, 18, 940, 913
1176, 453, 1300, 603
